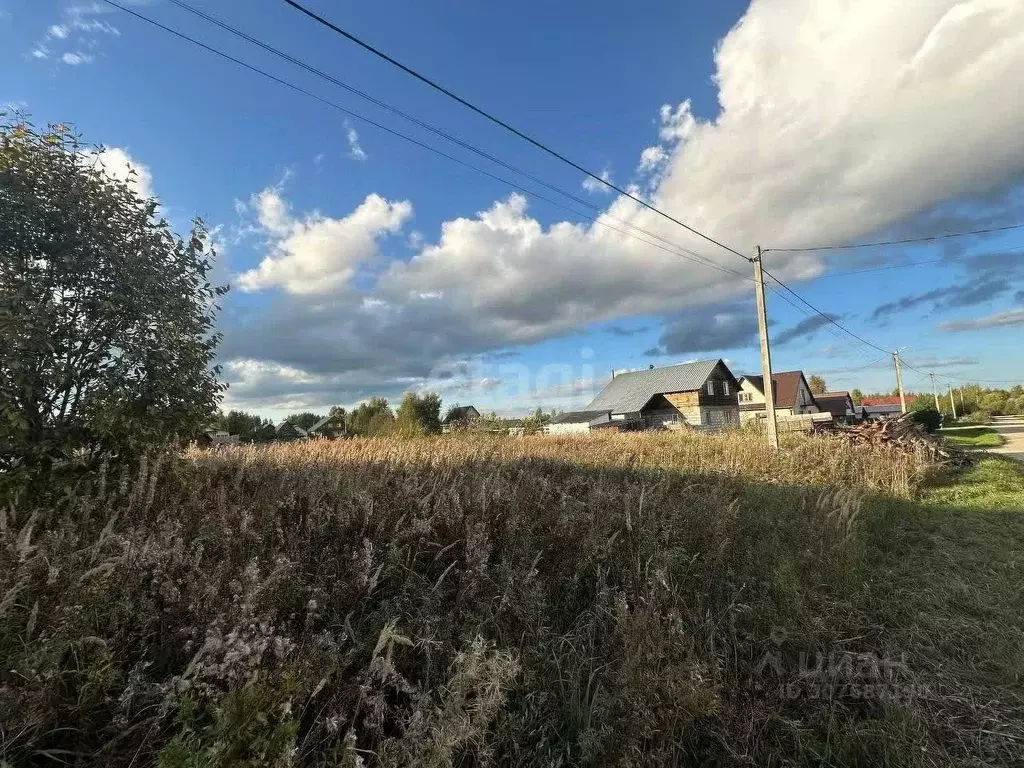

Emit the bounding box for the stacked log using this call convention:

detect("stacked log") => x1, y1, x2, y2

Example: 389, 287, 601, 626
839, 413, 974, 467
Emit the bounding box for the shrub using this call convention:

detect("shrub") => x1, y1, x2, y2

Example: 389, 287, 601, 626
910, 406, 942, 433
0, 118, 225, 490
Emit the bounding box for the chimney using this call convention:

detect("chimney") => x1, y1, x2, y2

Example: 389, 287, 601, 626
649, 364, 655, 370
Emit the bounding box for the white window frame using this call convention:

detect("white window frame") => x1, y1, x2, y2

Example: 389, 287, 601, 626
723, 381, 730, 396
706, 381, 715, 395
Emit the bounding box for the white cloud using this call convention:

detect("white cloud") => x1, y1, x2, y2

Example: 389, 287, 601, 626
31, 2, 121, 65
938, 309, 1024, 332
638, 0, 1024, 254
346, 124, 366, 161
83, 147, 154, 199
637, 146, 667, 173
581, 169, 613, 194
61, 51, 93, 66
658, 100, 697, 142
237, 188, 412, 294
225, 0, 1024, 410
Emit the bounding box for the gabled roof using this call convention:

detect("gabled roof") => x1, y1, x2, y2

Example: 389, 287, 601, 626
585, 359, 733, 414
549, 410, 611, 425
739, 371, 813, 409
814, 391, 854, 418
443, 405, 480, 423
309, 415, 345, 434
276, 421, 308, 437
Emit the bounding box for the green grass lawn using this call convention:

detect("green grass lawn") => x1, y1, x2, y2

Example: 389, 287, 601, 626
856, 457, 1024, 763
938, 425, 1005, 448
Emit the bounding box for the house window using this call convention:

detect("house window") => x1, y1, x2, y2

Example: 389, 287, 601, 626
706, 381, 715, 395
723, 381, 730, 396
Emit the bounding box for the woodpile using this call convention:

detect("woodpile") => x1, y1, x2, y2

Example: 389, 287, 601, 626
840, 413, 974, 467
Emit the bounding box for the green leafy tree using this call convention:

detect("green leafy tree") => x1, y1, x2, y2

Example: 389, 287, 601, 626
365, 409, 396, 437
346, 397, 392, 436
285, 412, 325, 431
808, 375, 827, 395
214, 410, 266, 439
395, 391, 442, 436
850, 389, 864, 405
0, 119, 225, 479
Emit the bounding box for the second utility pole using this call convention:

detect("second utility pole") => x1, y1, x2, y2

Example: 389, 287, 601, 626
893, 351, 907, 414
948, 383, 958, 420
930, 373, 940, 411
753, 246, 779, 449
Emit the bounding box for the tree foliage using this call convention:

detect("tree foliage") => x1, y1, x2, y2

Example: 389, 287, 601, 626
808, 375, 827, 395
850, 389, 864, 405
346, 397, 393, 436
0, 119, 225, 480
395, 392, 442, 436
284, 412, 325, 431
213, 410, 274, 441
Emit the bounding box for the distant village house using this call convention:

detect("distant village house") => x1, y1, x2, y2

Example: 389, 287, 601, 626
737, 371, 819, 423
442, 405, 481, 433
307, 414, 347, 439
814, 391, 858, 425
581, 359, 741, 431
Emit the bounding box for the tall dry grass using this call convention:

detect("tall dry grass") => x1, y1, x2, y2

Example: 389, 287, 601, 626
0, 431, 960, 766
222, 429, 929, 498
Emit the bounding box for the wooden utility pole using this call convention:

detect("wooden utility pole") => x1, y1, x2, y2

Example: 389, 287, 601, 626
948, 383, 957, 420
893, 351, 907, 414
753, 246, 779, 449
959, 388, 965, 411
930, 373, 940, 411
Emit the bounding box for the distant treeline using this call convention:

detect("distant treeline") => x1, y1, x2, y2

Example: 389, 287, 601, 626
214, 394, 557, 440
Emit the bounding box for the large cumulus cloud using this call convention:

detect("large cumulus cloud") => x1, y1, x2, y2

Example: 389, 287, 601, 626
221, 0, 1024, 412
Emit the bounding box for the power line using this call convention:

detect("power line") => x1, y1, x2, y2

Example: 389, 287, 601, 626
765, 221, 1024, 254
899, 361, 1021, 386
813, 259, 945, 278
761, 268, 892, 356
165, 0, 742, 277
282, 0, 750, 263
99, 0, 750, 282
811, 243, 1024, 279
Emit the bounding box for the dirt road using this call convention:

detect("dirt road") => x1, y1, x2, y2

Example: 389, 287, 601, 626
990, 416, 1024, 462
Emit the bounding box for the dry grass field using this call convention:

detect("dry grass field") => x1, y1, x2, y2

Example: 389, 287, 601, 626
2, 431, 1022, 766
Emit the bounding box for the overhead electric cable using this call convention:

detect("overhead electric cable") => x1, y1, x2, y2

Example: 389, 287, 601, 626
282, 0, 750, 262
100, 0, 749, 281
764, 222, 1024, 253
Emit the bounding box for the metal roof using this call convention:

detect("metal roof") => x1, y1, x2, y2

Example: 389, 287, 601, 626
443, 405, 480, 423
549, 410, 611, 425
585, 359, 727, 414
738, 371, 812, 409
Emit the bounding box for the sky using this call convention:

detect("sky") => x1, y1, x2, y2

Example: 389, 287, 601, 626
3, 0, 1024, 418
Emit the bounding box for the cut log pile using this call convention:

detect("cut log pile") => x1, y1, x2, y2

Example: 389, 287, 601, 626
839, 413, 974, 467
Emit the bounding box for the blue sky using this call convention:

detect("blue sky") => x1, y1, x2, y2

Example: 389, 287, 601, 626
4, 0, 1023, 417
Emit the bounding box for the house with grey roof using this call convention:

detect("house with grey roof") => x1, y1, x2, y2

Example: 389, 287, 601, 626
308, 414, 347, 439
442, 405, 481, 433
584, 358, 741, 430
275, 421, 309, 441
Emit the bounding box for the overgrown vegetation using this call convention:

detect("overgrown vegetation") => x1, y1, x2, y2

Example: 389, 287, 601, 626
5, 431, 1022, 765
